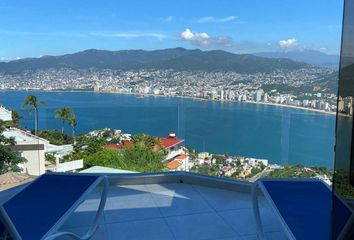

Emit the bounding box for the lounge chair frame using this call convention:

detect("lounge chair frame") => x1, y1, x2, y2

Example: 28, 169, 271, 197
252, 178, 354, 240
0, 173, 109, 240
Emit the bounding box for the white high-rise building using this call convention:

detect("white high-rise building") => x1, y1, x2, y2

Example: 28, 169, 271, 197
254, 89, 263, 102
228, 91, 236, 101
303, 100, 309, 107
323, 102, 330, 110
263, 93, 268, 102
211, 91, 218, 100
143, 86, 151, 94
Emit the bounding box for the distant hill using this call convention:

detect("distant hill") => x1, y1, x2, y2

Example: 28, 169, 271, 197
0, 48, 310, 74
254, 50, 339, 68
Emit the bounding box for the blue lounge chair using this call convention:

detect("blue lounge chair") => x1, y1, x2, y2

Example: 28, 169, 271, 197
252, 178, 354, 240
0, 173, 109, 240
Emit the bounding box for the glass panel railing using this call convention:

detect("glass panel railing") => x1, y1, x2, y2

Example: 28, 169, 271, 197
333, 0, 354, 238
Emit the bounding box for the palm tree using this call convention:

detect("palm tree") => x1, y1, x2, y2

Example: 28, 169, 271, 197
22, 95, 46, 136
54, 107, 73, 134
68, 114, 77, 143
10, 109, 22, 127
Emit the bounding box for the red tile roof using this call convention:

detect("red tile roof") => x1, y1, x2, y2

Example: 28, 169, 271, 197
106, 140, 133, 150
175, 154, 187, 160
106, 143, 120, 150
166, 159, 183, 170
106, 136, 184, 151
159, 137, 184, 149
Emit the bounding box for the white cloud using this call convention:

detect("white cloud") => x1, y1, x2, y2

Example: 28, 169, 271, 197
180, 29, 232, 47
197, 16, 238, 23
197, 17, 215, 23
180, 29, 196, 40
180, 28, 209, 42
279, 38, 298, 48
90, 32, 168, 40
163, 16, 174, 22
219, 16, 238, 22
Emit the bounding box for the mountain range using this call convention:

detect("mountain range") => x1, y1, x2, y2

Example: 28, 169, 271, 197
254, 50, 339, 68
0, 48, 310, 74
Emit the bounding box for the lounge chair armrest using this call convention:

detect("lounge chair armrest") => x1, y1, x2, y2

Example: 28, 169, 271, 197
43, 231, 90, 240
44, 176, 109, 240
252, 181, 265, 240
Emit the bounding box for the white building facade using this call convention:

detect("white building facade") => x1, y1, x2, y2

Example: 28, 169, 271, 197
0, 106, 12, 122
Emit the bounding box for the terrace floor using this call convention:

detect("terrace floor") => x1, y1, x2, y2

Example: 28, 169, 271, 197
59, 181, 287, 240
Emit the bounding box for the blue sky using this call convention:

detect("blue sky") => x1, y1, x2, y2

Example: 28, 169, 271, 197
0, 0, 344, 60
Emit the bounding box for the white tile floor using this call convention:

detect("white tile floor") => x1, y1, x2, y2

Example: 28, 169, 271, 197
59, 183, 288, 240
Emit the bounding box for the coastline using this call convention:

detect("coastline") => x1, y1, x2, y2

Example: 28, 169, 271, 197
1, 89, 335, 169
1, 89, 340, 116
89, 90, 339, 116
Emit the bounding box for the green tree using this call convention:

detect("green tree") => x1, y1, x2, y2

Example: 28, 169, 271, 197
3, 109, 23, 127
22, 95, 46, 136
55, 107, 73, 133
185, 145, 197, 159
0, 122, 26, 173
68, 113, 77, 142
45, 153, 56, 164
36, 130, 73, 145
11, 110, 22, 126
267, 165, 316, 178
190, 164, 220, 176
131, 133, 163, 151
213, 154, 225, 164
83, 145, 165, 173
74, 135, 105, 155
84, 148, 126, 169
122, 144, 165, 172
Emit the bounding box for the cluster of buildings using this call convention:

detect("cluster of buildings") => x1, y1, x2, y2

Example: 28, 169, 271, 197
0, 106, 83, 176
338, 96, 353, 115
101, 129, 273, 177
1, 105, 189, 176
191, 151, 271, 179
0, 103, 335, 182
87, 128, 131, 143
106, 131, 191, 171
0, 104, 334, 186
0, 67, 338, 113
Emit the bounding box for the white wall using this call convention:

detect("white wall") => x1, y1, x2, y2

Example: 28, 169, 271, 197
56, 159, 83, 172
21, 149, 45, 176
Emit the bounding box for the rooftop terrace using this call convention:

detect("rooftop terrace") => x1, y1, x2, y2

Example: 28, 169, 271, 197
25, 172, 288, 240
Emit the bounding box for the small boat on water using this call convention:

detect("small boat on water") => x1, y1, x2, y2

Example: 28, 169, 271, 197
136, 95, 145, 99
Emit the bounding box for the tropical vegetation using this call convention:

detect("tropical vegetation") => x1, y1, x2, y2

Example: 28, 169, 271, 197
36, 130, 74, 145
0, 121, 26, 173
22, 95, 46, 136
54, 107, 73, 133
84, 145, 165, 173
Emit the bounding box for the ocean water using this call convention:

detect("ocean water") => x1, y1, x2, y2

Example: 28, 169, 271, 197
0, 91, 337, 168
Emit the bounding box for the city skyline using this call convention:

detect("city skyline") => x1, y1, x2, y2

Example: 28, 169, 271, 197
0, 0, 343, 60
